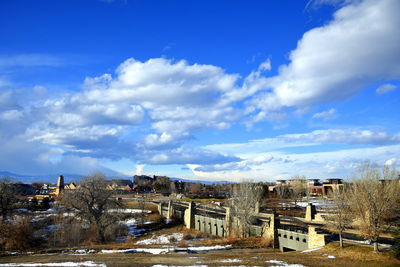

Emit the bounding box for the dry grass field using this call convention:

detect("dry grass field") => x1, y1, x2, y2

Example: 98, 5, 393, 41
1, 226, 399, 267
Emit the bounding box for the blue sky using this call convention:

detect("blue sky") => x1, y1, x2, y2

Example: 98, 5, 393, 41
0, 0, 399, 181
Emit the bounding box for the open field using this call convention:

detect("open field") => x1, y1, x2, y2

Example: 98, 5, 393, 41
1, 245, 399, 267
1, 225, 398, 267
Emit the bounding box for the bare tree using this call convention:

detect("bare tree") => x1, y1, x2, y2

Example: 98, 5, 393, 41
229, 181, 264, 238
290, 175, 307, 206
62, 173, 122, 243
347, 162, 400, 252
325, 186, 353, 248
0, 178, 17, 221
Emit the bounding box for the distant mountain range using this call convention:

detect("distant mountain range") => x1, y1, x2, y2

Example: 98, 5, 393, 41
0, 171, 86, 183
169, 177, 231, 185
0, 171, 230, 185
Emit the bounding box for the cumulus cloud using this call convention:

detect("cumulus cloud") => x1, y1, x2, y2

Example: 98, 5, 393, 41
0, 57, 246, 174
193, 144, 400, 181
376, 83, 397, 94
247, 0, 400, 119
281, 129, 400, 146
312, 108, 337, 120
198, 127, 400, 177
145, 146, 241, 165
2, 0, 400, 177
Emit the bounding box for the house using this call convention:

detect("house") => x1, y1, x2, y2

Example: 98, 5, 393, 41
307, 179, 324, 196
106, 179, 133, 191
321, 178, 344, 196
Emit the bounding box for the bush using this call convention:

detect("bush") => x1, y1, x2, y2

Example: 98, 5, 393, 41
105, 224, 128, 242
52, 221, 86, 248
0, 218, 38, 250
392, 224, 400, 259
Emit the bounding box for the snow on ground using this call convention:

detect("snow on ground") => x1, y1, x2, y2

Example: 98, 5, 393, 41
121, 218, 137, 225
136, 233, 183, 245
67, 249, 96, 255
152, 265, 207, 267
108, 209, 152, 214
219, 258, 242, 263
266, 259, 307, 267
186, 245, 232, 251
291, 200, 334, 208
300, 247, 323, 253
342, 239, 391, 247
101, 244, 232, 255
101, 248, 171, 254
327, 255, 335, 259
0, 262, 106, 267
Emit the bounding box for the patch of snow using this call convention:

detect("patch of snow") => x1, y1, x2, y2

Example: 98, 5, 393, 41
342, 238, 391, 247
123, 218, 137, 225
101, 244, 232, 255
187, 244, 232, 251
301, 247, 323, 253
152, 265, 207, 267
267, 260, 287, 265
220, 258, 242, 262
136, 233, 183, 245
101, 248, 171, 254
108, 209, 151, 214
70, 249, 95, 254
327, 255, 335, 259
266, 259, 307, 267
0, 262, 105, 267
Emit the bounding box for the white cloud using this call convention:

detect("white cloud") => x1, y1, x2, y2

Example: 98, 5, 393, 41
376, 83, 397, 94
312, 108, 337, 120
0, 109, 23, 120
0, 54, 65, 68
206, 128, 400, 156
135, 164, 145, 175
247, 0, 400, 119
281, 129, 400, 146
192, 144, 400, 181
2, 0, 400, 177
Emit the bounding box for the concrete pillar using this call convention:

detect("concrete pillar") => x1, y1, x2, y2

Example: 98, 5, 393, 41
263, 212, 279, 248
224, 207, 231, 237
308, 226, 326, 249
305, 203, 316, 221
184, 201, 195, 229
55, 175, 64, 196
167, 200, 173, 219
157, 202, 163, 216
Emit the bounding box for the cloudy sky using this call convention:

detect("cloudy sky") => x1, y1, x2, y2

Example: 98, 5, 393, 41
0, 0, 399, 181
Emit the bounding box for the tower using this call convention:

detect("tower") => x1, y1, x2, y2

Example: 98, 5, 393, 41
55, 175, 65, 196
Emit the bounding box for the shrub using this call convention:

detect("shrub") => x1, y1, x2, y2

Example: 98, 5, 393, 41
392, 224, 400, 259
105, 224, 128, 242
0, 218, 38, 250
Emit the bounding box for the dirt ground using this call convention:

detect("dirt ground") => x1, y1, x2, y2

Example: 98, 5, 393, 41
1, 246, 399, 267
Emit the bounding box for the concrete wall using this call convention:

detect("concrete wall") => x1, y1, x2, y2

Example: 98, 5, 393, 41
278, 229, 309, 251
158, 200, 328, 251
308, 227, 327, 249
194, 214, 227, 237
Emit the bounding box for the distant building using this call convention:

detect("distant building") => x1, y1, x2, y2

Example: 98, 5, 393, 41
55, 175, 64, 196
106, 179, 133, 191
321, 178, 344, 196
